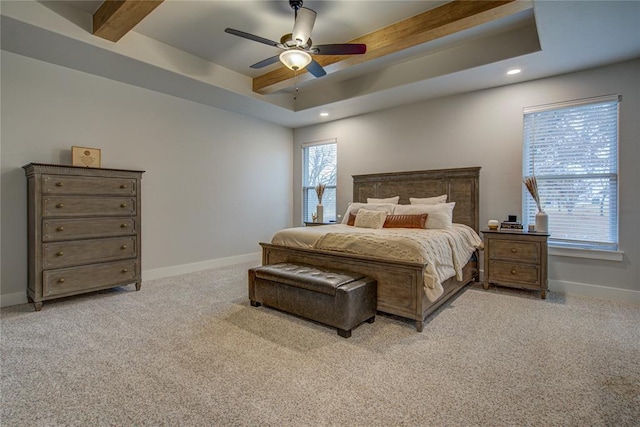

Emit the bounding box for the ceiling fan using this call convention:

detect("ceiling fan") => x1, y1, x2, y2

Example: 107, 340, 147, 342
224, 0, 367, 77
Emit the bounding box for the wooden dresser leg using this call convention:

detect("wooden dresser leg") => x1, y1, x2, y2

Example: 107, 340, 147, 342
135, 282, 141, 291
34, 302, 43, 311
416, 320, 424, 332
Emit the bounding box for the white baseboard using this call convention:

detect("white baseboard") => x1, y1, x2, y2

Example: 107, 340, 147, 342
549, 279, 640, 304
142, 252, 261, 282
0, 252, 262, 308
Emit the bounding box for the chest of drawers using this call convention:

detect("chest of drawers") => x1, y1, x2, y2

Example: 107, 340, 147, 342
481, 229, 549, 299
23, 163, 144, 310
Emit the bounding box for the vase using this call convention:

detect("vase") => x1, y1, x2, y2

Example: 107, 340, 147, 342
316, 203, 323, 223
535, 211, 548, 233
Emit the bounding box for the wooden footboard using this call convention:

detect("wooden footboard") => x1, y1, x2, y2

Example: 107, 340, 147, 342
261, 243, 479, 331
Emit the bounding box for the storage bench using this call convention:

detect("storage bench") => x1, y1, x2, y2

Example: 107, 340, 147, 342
248, 263, 377, 338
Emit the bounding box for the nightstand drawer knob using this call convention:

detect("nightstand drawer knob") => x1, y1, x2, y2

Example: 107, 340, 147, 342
121, 223, 128, 228
511, 269, 517, 275
511, 248, 517, 253
55, 182, 64, 187
121, 245, 127, 250
120, 203, 127, 208
122, 269, 129, 273
120, 184, 127, 189
56, 203, 64, 208
58, 278, 65, 283
56, 251, 64, 257
56, 227, 64, 232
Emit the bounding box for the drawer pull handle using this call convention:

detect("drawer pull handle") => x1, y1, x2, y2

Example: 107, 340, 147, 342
120, 184, 127, 189
511, 269, 517, 275
121, 245, 128, 250
121, 223, 128, 228
120, 203, 127, 208
55, 182, 64, 187
56, 227, 64, 232
58, 278, 65, 283
122, 269, 129, 273
56, 251, 64, 257
511, 248, 517, 253
56, 203, 64, 208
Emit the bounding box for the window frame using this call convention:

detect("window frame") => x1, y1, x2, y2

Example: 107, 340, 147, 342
302, 139, 337, 223
522, 94, 621, 257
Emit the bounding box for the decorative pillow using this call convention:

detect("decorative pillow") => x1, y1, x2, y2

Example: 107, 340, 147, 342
394, 202, 455, 229
367, 196, 400, 204
409, 194, 447, 205
383, 213, 428, 229
354, 209, 387, 229
341, 203, 396, 224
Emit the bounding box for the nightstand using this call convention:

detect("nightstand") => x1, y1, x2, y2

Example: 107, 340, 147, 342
481, 229, 549, 299
304, 221, 336, 226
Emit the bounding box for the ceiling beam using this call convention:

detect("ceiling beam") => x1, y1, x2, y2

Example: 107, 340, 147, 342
93, 0, 164, 42
253, 0, 532, 94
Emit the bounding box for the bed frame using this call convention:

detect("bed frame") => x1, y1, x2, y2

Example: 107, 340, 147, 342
260, 167, 481, 332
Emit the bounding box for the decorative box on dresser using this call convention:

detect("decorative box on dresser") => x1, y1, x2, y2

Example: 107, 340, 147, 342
481, 229, 549, 299
23, 163, 144, 310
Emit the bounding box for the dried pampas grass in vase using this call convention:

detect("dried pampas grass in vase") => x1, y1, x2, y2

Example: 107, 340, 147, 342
523, 176, 548, 233
315, 183, 326, 222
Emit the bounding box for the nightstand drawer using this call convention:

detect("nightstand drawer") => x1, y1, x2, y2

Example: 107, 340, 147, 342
43, 237, 136, 269
43, 218, 136, 241
43, 260, 137, 297
42, 175, 137, 196
488, 239, 540, 262
488, 260, 540, 285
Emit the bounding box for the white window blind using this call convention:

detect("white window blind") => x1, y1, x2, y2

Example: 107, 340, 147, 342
302, 140, 337, 222
522, 95, 619, 250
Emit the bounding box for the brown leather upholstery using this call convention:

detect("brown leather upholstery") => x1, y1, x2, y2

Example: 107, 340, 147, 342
248, 263, 376, 338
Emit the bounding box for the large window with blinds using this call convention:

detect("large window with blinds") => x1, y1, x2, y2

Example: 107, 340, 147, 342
302, 139, 337, 223
522, 94, 619, 250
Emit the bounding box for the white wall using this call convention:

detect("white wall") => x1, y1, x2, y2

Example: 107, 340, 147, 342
293, 59, 640, 302
1, 51, 293, 306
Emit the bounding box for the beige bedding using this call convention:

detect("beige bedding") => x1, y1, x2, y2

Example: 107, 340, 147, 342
271, 224, 482, 301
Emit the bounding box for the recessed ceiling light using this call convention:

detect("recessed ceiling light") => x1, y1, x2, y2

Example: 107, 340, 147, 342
507, 68, 522, 75
320, 112, 329, 117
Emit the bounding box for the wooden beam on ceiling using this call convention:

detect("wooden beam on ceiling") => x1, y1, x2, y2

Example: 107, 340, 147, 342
93, 0, 164, 42
253, 0, 532, 94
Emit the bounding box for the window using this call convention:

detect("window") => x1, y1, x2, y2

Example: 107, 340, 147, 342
302, 139, 337, 223
522, 94, 620, 251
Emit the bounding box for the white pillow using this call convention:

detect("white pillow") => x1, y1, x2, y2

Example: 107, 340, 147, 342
409, 194, 447, 205
394, 202, 455, 229
341, 203, 396, 224
367, 196, 400, 204
354, 208, 387, 229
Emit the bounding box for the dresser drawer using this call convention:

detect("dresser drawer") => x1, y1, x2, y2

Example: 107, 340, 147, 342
43, 196, 136, 217
43, 237, 136, 269
42, 175, 136, 196
488, 260, 540, 285
42, 260, 137, 297
488, 239, 540, 263
43, 218, 136, 241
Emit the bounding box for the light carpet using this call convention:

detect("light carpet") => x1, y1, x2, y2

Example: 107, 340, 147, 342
1, 261, 639, 426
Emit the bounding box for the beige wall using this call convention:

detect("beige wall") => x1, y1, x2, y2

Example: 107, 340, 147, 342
293, 60, 640, 301
1, 51, 293, 306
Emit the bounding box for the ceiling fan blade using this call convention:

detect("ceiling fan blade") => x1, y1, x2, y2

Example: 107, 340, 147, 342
250, 55, 281, 69
292, 7, 316, 45
306, 59, 326, 78
314, 44, 367, 55
224, 28, 280, 48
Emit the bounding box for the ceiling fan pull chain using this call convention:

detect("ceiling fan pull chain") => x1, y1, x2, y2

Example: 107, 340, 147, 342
294, 69, 299, 102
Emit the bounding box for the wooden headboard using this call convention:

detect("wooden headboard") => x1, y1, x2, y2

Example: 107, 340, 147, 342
352, 167, 480, 232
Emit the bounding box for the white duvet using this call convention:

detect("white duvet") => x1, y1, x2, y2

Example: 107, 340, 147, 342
271, 223, 482, 302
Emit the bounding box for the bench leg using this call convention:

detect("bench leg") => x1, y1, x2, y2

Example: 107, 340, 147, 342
250, 300, 261, 307
366, 316, 375, 324
337, 328, 352, 338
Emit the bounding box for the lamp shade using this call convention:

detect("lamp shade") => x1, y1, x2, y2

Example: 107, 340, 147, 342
279, 50, 312, 71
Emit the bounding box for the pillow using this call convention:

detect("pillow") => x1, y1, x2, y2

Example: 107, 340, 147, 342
394, 202, 455, 229
341, 203, 396, 224
354, 209, 387, 229
409, 194, 447, 205
383, 213, 428, 229
367, 196, 400, 204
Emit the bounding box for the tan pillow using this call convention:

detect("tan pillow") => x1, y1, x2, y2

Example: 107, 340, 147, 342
409, 195, 447, 205
341, 203, 396, 224
383, 213, 428, 229
354, 209, 387, 229
367, 196, 400, 204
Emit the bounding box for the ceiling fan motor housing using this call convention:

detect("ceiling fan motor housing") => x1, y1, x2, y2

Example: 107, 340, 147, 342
289, 0, 304, 11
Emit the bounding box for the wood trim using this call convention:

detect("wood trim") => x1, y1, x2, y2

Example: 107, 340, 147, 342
93, 0, 164, 42
253, 0, 532, 94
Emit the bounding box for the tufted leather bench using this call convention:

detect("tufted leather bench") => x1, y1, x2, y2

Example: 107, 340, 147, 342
248, 263, 377, 338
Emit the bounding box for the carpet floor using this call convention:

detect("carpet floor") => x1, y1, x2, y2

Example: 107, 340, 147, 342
1, 261, 639, 426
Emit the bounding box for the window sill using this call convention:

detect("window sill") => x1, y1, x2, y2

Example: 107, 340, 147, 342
549, 246, 624, 262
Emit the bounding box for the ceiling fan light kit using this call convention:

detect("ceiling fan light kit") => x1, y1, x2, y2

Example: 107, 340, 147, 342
225, 0, 366, 78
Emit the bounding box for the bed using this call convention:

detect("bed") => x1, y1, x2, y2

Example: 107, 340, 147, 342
260, 167, 481, 332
